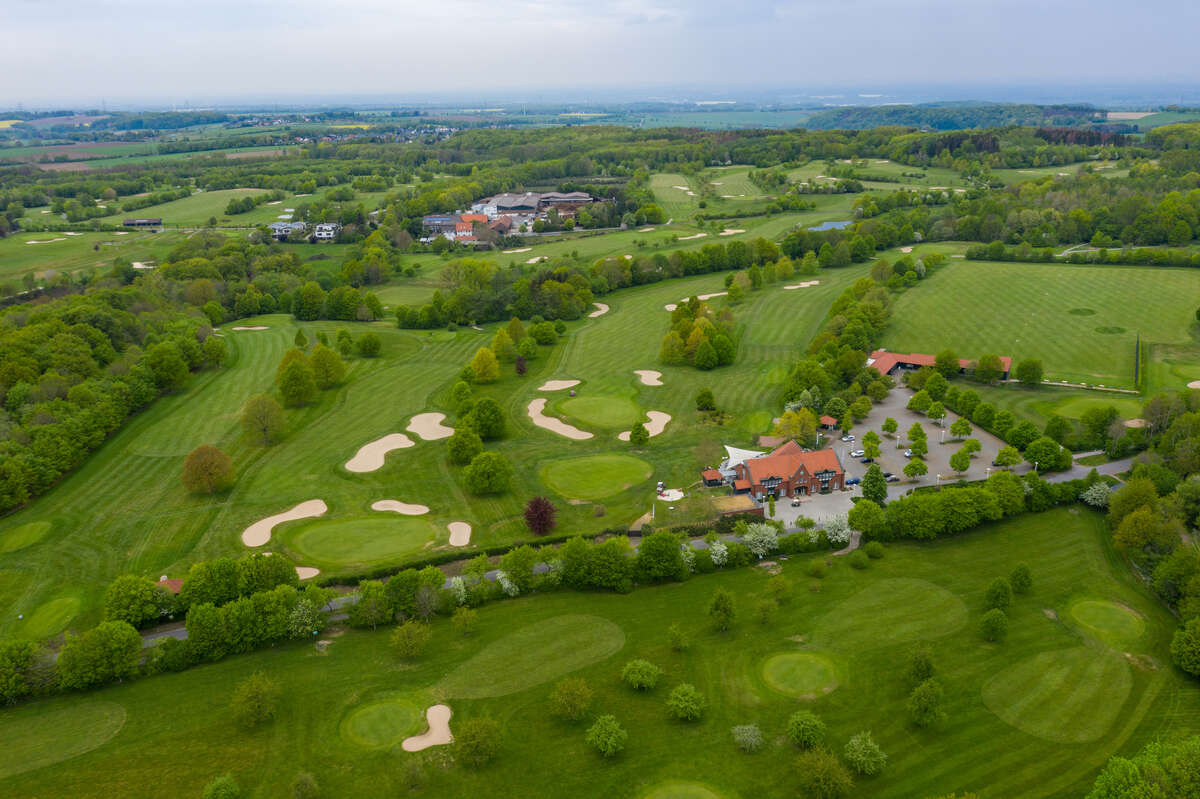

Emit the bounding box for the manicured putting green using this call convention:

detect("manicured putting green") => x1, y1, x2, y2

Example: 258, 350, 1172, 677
288, 517, 435, 566
0, 520, 50, 553
0, 701, 126, 779
559, 395, 642, 429
437, 614, 624, 698
1070, 600, 1145, 645
982, 647, 1131, 743
540, 455, 653, 500
761, 652, 840, 698
811, 578, 967, 650
642, 781, 724, 799
340, 696, 423, 748
22, 596, 80, 639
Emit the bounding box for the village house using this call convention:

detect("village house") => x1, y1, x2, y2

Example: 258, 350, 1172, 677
267, 221, 306, 240
313, 222, 341, 242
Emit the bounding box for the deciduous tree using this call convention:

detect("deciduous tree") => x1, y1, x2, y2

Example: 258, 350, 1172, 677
182, 444, 234, 494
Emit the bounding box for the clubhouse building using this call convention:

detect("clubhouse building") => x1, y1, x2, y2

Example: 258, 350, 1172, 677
867, 350, 1012, 381
702, 440, 845, 500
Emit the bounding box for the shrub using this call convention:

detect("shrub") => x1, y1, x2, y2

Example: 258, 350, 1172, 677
668, 622, 691, 652
755, 598, 778, 625
452, 606, 478, 636
1009, 563, 1033, 594
231, 671, 282, 729
666, 683, 707, 721
863, 541, 885, 559
621, 659, 662, 690
203, 775, 241, 799
844, 731, 887, 775
806, 560, 828, 579
1171, 618, 1200, 676
355, 332, 381, 357
766, 574, 793, 604
905, 645, 935, 686
390, 621, 432, 659
981, 608, 1009, 642
907, 678, 947, 727
847, 550, 869, 570
786, 710, 826, 749
732, 724, 764, 752
291, 772, 320, 799
585, 714, 628, 757
446, 429, 483, 465
795, 748, 854, 799
985, 578, 1012, 610
550, 676, 594, 722
708, 587, 736, 630
455, 717, 501, 767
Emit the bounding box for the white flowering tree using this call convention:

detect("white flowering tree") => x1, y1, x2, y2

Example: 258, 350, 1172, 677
709, 540, 728, 567
449, 576, 468, 605
824, 515, 852, 547
496, 571, 519, 597
742, 522, 779, 558
1080, 482, 1110, 509
680, 546, 696, 574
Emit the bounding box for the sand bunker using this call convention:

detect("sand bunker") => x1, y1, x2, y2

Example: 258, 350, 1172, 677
295, 566, 320, 580
697, 291, 727, 301
618, 411, 672, 441
448, 522, 472, 547
267, 200, 282, 205
527, 399, 593, 440
402, 705, 453, 752
25, 238, 66, 245
589, 303, 609, 318
672, 185, 690, 191
719, 228, 746, 236
372, 500, 430, 515
232, 325, 268, 331
64, 231, 82, 236
538, 379, 580, 391
132, 262, 155, 270
783, 281, 821, 290
345, 433, 415, 472
1124, 418, 1148, 428
242, 500, 328, 547
526, 256, 545, 264
664, 304, 678, 312
634, 370, 663, 386
113, 231, 129, 235
407, 413, 453, 441
678, 233, 707, 240
623, 254, 633, 260
639, 226, 655, 232
900, 246, 913, 253
503, 247, 532, 253
1188, 381, 1200, 390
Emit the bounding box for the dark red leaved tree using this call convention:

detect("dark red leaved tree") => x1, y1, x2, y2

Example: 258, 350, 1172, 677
524, 496, 556, 536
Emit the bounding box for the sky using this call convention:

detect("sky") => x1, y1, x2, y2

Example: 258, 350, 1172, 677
4, 0, 1199, 107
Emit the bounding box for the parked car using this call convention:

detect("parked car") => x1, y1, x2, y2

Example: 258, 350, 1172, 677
791, 498, 802, 507
882, 471, 894, 478
850, 449, 865, 457
904, 449, 914, 458
860, 457, 874, 463
886, 475, 901, 482
841, 434, 855, 442
846, 477, 862, 485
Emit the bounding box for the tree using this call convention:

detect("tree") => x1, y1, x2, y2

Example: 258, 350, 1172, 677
466, 396, 505, 439
104, 574, 165, 628
1171, 618, 1200, 676
708, 587, 736, 630
994, 445, 1021, 468
447, 429, 483, 465
310, 344, 346, 388
629, 422, 650, 445
294, 329, 308, 349
452, 605, 478, 637
202, 335, 227, 368
622, 659, 662, 690
927, 402, 946, 425
355, 332, 381, 357
787, 710, 826, 749
57, 621, 142, 690
182, 444, 234, 494
861, 464, 887, 505
949, 448, 971, 475
696, 388, 716, 411
844, 731, 887, 775
455, 717, 501, 767
390, 621, 432, 659
463, 452, 513, 494
1015, 358, 1043, 386
1087, 736, 1200, 799
907, 390, 932, 414
203, 776, 241, 799
666, 683, 707, 721
586, 715, 628, 757
732, 724, 764, 753
907, 678, 946, 727
975, 354, 1004, 384
490, 327, 516, 362
145, 341, 189, 391
469, 347, 500, 383
636, 531, 684, 582
668, 622, 691, 651
1010, 563, 1033, 594
550, 676, 594, 722
524, 496, 556, 536
773, 408, 818, 445
862, 430, 881, 459
925, 372, 949, 401
904, 459, 928, 481
848, 499, 885, 538
348, 580, 391, 629
981, 608, 1009, 641
795, 748, 854, 799
0, 640, 38, 704
934, 349, 959, 377
694, 340, 718, 370
742, 522, 779, 557
881, 417, 898, 437
277, 358, 317, 407
241, 394, 286, 446
231, 671, 282, 728
1025, 437, 1069, 472
905, 645, 935, 686
1108, 477, 1160, 528
985, 577, 1012, 610
949, 417, 972, 439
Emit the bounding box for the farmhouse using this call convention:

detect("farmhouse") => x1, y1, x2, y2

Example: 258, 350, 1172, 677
728, 440, 844, 499
867, 349, 1012, 380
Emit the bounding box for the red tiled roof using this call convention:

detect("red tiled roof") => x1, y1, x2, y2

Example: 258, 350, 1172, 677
867, 350, 1012, 375
819, 415, 838, 426
459, 214, 487, 223
455, 221, 473, 232
744, 443, 842, 485
702, 469, 723, 481
733, 479, 752, 491
156, 578, 183, 594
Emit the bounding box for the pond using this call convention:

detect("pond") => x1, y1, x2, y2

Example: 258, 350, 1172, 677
808, 220, 852, 231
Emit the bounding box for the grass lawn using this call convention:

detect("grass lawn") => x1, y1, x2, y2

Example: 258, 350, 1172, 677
2, 508, 1197, 798
882, 259, 1200, 388
0, 229, 188, 284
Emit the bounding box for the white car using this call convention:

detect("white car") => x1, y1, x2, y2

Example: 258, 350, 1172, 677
850, 449, 865, 458
840, 434, 855, 442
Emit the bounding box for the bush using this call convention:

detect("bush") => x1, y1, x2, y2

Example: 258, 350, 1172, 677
355, 332, 381, 357
291, 772, 320, 799
463, 451, 513, 494
905, 645, 935, 686
863, 541, 885, 559
390, 621, 432, 659
455, 717, 501, 767
732, 723, 764, 752
755, 598, 778, 625
666, 683, 707, 721
668, 622, 691, 652
907, 678, 946, 727
1171, 618, 1200, 676
844, 731, 887, 775
981, 608, 1009, 642
766, 574, 792, 604
550, 676, 594, 722
585, 714, 628, 757
452, 606, 478, 636
847, 550, 869, 569
708, 587, 736, 630
795, 748, 854, 799
806, 559, 828, 579
446, 429, 483, 465
621, 659, 662, 690
985, 578, 1012, 610
1009, 563, 1033, 594
786, 710, 826, 749
231, 671, 282, 729
203, 775, 241, 799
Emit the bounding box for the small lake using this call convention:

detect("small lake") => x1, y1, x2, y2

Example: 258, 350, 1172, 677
808, 220, 852, 231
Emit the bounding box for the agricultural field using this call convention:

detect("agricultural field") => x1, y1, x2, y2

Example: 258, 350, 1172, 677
882, 259, 1200, 389
2, 509, 1195, 798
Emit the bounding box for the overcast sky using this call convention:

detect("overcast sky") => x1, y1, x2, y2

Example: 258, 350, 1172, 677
4, 0, 1198, 107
